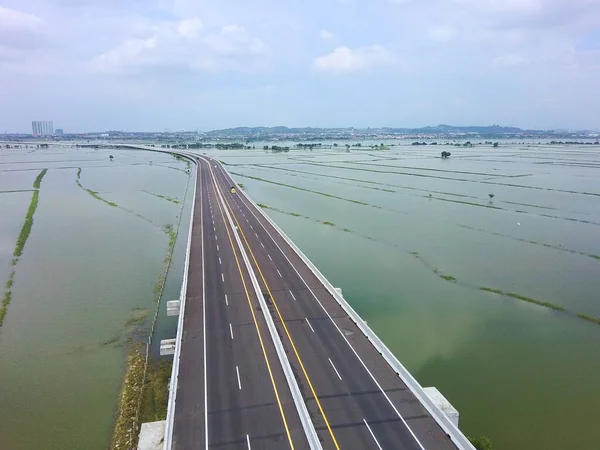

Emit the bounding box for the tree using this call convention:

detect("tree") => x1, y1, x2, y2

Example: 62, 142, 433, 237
441, 151, 451, 158
493, 142, 499, 148
109, 155, 114, 161
333, 143, 338, 147
263, 145, 269, 150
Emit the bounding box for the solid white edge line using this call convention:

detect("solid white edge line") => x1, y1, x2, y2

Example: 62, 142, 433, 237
236, 365, 242, 390
328, 358, 342, 380
202, 162, 208, 450
233, 174, 430, 450
363, 419, 383, 450
163, 154, 199, 450
306, 318, 315, 333
289, 290, 296, 301
230, 323, 234, 340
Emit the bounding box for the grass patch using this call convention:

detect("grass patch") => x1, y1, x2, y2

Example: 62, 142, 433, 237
577, 313, 600, 325
505, 292, 566, 311
143, 190, 180, 205
125, 315, 147, 327
85, 188, 118, 207
290, 212, 301, 217
480, 287, 565, 311
110, 344, 146, 450
469, 436, 493, 450
440, 275, 456, 282
0, 290, 12, 326
323, 221, 335, 226
14, 190, 39, 257
139, 360, 172, 423
33, 168, 47, 189
480, 287, 504, 294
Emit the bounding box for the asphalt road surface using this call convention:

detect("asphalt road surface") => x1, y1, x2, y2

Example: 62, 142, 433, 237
171, 155, 460, 450
172, 158, 310, 450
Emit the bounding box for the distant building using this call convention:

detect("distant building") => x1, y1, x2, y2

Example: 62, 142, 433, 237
55, 128, 64, 135
32, 121, 54, 136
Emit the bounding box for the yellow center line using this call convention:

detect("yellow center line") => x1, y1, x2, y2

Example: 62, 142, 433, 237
217, 171, 341, 450
207, 164, 295, 450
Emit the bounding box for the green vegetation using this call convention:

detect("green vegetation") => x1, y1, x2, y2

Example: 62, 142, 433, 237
84, 188, 118, 207
14, 190, 39, 257
480, 287, 565, 311
139, 361, 172, 422
76, 169, 118, 207
480, 287, 503, 295
469, 436, 493, 450
33, 169, 47, 189
111, 344, 146, 450
323, 221, 335, 226
505, 292, 566, 311
143, 190, 180, 204
440, 275, 457, 282
0, 290, 12, 326
4, 271, 14, 290
577, 313, 600, 325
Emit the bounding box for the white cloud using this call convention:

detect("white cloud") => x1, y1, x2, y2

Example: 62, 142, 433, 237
493, 54, 529, 66
428, 26, 456, 42
319, 29, 335, 41
0, 6, 43, 32
177, 17, 203, 38
454, 0, 542, 14
91, 18, 266, 73
312, 45, 393, 73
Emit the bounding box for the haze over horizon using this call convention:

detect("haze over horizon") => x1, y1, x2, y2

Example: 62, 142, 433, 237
1, 0, 599, 133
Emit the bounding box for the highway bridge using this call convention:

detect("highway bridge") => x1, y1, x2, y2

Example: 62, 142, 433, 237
150, 151, 477, 450
80, 144, 475, 450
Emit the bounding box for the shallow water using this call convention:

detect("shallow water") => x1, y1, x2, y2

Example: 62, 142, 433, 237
0, 146, 192, 450
210, 143, 600, 450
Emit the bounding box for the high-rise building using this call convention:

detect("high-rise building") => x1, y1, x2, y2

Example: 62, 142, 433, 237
32, 121, 54, 136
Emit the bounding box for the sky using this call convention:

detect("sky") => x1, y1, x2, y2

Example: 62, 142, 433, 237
0, 0, 599, 133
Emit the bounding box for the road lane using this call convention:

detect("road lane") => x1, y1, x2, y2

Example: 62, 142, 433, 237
172, 159, 309, 450
211, 159, 459, 450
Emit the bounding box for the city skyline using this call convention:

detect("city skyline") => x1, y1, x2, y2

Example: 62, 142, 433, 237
1, 1, 599, 133
31, 121, 53, 136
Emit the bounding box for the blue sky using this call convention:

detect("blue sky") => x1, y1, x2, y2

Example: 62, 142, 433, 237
1, 0, 599, 132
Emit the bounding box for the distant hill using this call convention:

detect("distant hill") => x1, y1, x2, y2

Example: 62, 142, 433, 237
204, 124, 549, 137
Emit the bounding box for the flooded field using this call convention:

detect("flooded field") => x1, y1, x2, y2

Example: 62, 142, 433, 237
208, 142, 600, 450
0, 146, 192, 450
1, 141, 598, 449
